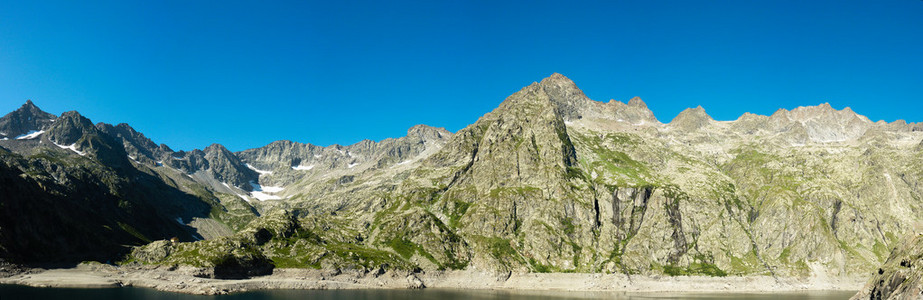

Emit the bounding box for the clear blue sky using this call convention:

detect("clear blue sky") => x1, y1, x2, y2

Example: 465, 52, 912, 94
1, 1, 921, 151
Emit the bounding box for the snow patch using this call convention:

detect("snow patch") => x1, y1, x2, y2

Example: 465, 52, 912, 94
234, 193, 250, 201
53, 142, 86, 156
251, 192, 281, 201
156, 161, 164, 167
292, 164, 314, 171
175, 217, 184, 224
396, 160, 411, 166
314, 154, 322, 158
348, 162, 359, 168
261, 186, 284, 193
248, 181, 283, 201
245, 164, 273, 175
16, 130, 44, 140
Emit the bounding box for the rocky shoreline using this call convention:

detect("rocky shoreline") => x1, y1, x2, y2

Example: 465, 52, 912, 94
0, 263, 863, 296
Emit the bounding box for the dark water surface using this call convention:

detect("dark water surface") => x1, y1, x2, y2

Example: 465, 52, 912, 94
0, 285, 856, 300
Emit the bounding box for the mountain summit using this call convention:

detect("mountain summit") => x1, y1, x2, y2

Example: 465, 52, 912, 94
669, 105, 713, 131
0, 100, 56, 140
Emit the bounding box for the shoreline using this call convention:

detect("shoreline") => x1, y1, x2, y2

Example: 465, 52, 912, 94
0, 263, 864, 296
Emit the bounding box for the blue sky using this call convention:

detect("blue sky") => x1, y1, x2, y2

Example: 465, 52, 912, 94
1, 1, 921, 151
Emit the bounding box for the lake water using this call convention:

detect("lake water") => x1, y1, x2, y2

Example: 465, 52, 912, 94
0, 285, 856, 300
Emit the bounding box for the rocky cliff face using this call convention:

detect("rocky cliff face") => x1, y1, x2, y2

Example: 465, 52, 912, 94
97, 122, 171, 165
3, 74, 923, 285
45, 111, 135, 169
852, 234, 923, 299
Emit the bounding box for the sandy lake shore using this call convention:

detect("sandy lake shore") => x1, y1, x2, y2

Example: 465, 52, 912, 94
0, 263, 864, 296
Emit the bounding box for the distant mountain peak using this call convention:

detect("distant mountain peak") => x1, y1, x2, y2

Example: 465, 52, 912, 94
627, 97, 648, 109
540, 72, 575, 85
15, 100, 53, 119
46, 110, 97, 145
407, 124, 450, 140
57, 110, 93, 126
0, 100, 57, 139
205, 143, 231, 152
776, 103, 871, 124
669, 105, 713, 131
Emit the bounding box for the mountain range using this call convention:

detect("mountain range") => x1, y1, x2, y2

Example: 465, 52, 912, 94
1, 74, 921, 297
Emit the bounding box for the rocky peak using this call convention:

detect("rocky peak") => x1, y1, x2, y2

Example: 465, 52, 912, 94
346, 139, 376, 154
538, 72, 578, 89
430, 75, 578, 192
46, 111, 97, 145
43, 111, 132, 168
235, 123, 455, 182
18, 100, 48, 116
0, 100, 57, 139
534, 74, 660, 126
627, 97, 648, 109
770, 103, 872, 143
729, 112, 772, 135
204, 143, 259, 190
204, 143, 234, 157
774, 103, 871, 124
97, 122, 162, 163
600, 97, 660, 125
536, 73, 592, 121
874, 119, 920, 133
406, 124, 451, 141
235, 140, 321, 172
669, 106, 713, 131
